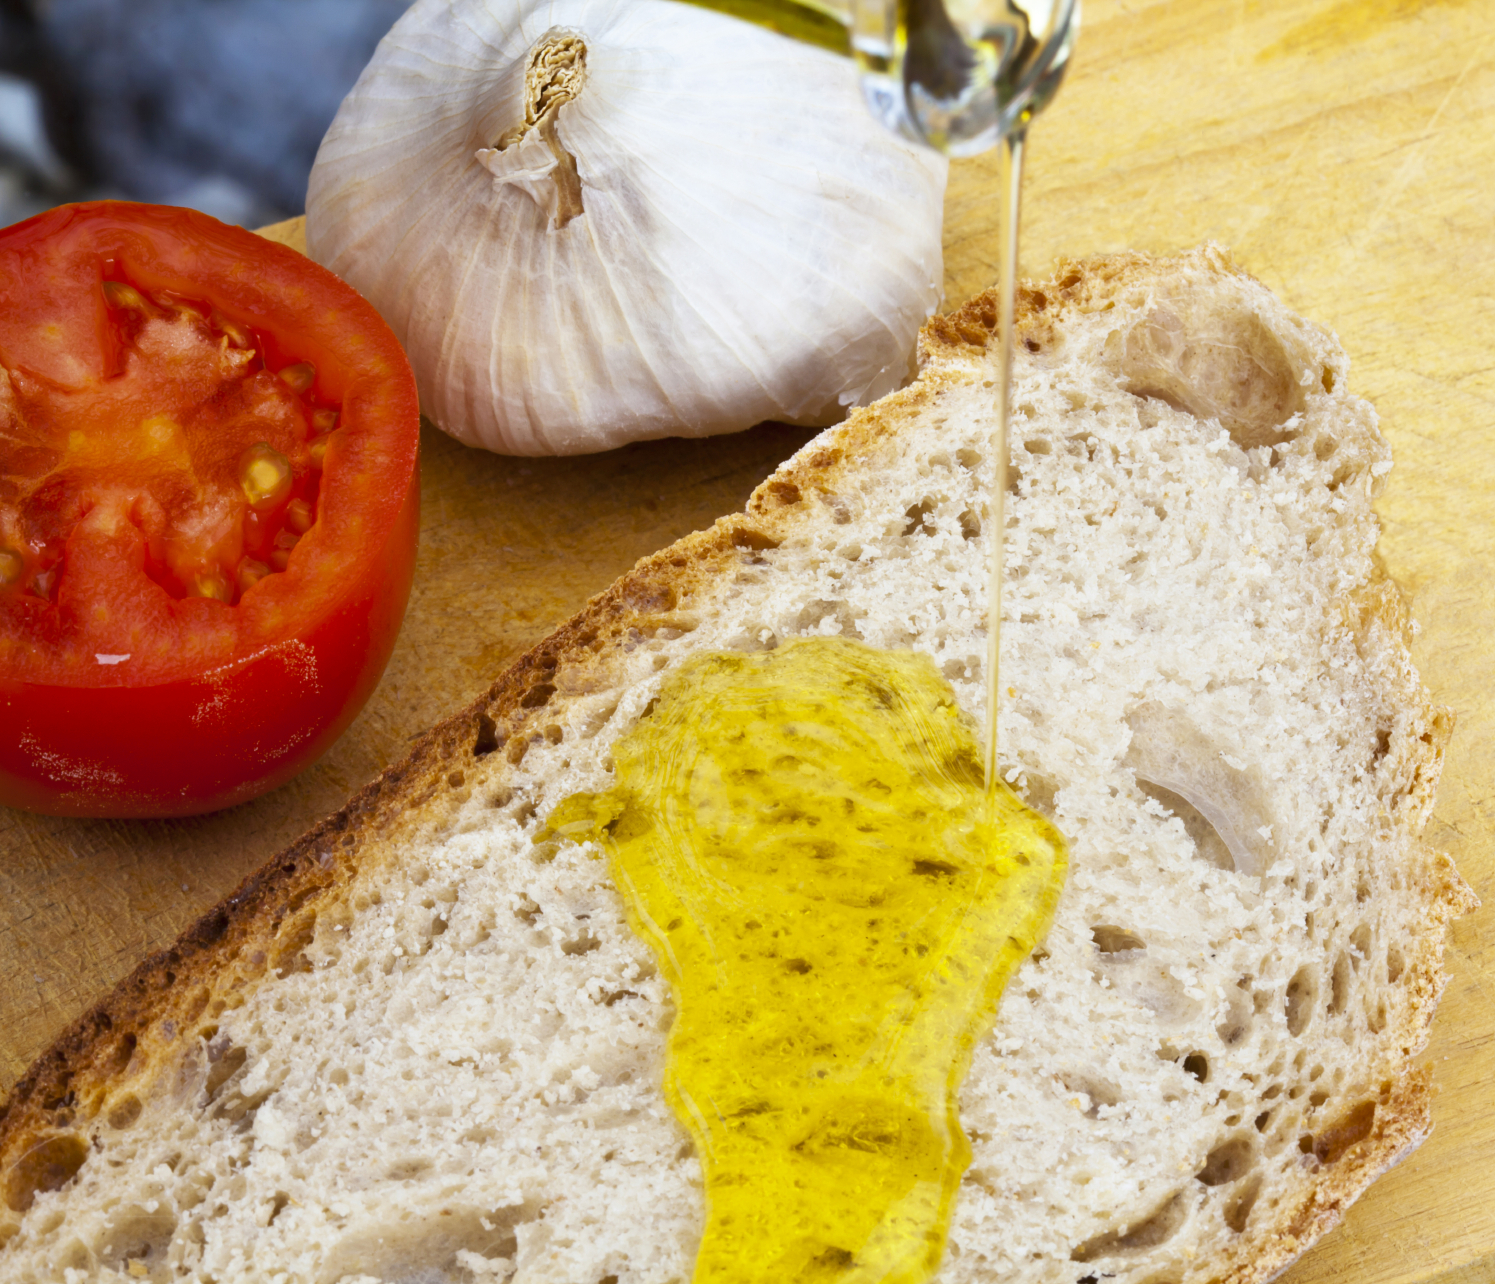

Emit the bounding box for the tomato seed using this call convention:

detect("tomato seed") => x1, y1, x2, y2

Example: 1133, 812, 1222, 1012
236, 558, 271, 593
212, 311, 254, 348
0, 548, 23, 586
269, 529, 300, 572
285, 498, 314, 534
190, 570, 233, 602
308, 435, 331, 469
313, 408, 338, 434
102, 281, 149, 312
279, 363, 316, 394
239, 443, 293, 510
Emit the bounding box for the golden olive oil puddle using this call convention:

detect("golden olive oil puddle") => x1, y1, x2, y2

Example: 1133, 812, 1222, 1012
551, 637, 1066, 1284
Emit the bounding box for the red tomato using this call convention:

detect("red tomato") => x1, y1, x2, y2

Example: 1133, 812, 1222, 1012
0, 202, 420, 817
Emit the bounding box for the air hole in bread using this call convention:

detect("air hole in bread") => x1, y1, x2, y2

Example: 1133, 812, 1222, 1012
1328, 953, 1351, 1016
958, 509, 981, 540
107, 1032, 137, 1075
55, 1237, 92, 1272
1310, 1100, 1377, 1164
903, 499, 938, 536
1196, 1136, 1254, 1186
204, 1041, 247, 1102
1328, 461, 1357, 492
1020, 774, 1059, 817
1386, 944, 1405, 983
97, 1201, 179, 1274
1349, 923, 1372, 965
1285, 966, 1317, 1036
765, 479, 801, 507
1127, 705, 1272, 876
1314, 433, 1338, 460
514, 895, 542, 926
1136, 781, 1234, 872
2, 1132, 88, 1212
1060, 1074, 1122, 1117
1216, 984, 1253, 1047
1070, 1190, 1187, 1262
956, 447, 982, 470
474, 713, 501, 757
1114, 301, 1306, 449
522, 683, 556, 710
386, 1156, 434, 1181
796, 599, 864, 639
262, 1191, 290, 1226
1092, 925, 1146, 954
1023, 438, 1052, 456
599, 988, 640, 1007
731, 523, 784, 550
323, 1201, 537, 1280
272, 912, 317, 978
1224, 1172, 1263, 1232
1183, 1052, 1210, 1083
106, 1094, 143, 1130
941, 657, 974, 682
563, 929, 602, 956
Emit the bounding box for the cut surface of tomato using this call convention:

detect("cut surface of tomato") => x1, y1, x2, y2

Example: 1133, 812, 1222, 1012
0, 202, 420, 817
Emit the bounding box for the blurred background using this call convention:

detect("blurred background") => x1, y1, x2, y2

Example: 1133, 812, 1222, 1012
0, 0, 408, 229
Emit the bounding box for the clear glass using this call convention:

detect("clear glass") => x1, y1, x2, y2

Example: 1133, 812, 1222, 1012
671, 0, 1079, 158
853, 0, 1079, 157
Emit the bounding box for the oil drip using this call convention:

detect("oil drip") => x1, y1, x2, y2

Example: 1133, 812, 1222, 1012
550, 637, 1066, 1283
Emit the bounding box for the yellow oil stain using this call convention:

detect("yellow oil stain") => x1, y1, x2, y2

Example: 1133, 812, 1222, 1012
551, 638, 1066, 1283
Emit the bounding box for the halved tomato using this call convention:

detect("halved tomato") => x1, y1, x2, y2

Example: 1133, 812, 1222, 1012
0, 202, 420, 817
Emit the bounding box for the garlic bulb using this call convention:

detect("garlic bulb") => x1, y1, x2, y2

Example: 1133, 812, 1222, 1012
306, 0, 947, 456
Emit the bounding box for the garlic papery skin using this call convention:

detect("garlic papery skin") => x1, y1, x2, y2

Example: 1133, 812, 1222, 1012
305, 0, 948, 456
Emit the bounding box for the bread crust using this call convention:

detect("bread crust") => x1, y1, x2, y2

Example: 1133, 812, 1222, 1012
0, 248, 1474, 1283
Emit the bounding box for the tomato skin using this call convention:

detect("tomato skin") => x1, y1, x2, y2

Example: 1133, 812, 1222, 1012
0, 202, 421, 817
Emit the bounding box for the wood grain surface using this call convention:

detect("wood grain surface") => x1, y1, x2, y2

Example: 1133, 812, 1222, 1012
2, 0, 1491, 1279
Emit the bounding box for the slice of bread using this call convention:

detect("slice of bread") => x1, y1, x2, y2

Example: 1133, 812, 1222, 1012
0, 246, 1474, 1284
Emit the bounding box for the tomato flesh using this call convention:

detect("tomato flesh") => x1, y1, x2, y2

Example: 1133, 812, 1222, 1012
0, 203, 421, 817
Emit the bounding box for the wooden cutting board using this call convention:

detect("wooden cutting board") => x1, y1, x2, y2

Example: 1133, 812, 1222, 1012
2, 1, 1490, 1279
